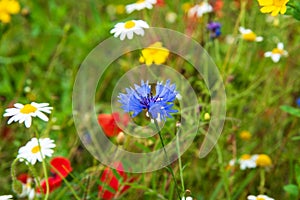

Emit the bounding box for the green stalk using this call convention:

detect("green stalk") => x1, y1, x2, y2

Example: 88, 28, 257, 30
153, 118, 181, 200
176, 128, 185, 192
259, 168, 266, 194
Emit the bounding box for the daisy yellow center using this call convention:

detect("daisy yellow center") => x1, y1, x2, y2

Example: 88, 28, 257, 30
136, 0, 145, 3
20, 104, 37, 114
256, 154, 272, 167
256, 197, 265, 200
241, 154, 251, 160
239, 131, 251, 140
124, 21, 135, 29
31, 145, 40, 154
242, 32, 257, 41
272, 48, 284, 54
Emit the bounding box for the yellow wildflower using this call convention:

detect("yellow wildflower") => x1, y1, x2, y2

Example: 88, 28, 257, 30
204, 113, 210, 120
257, 0, 289, 16
116, 4, 125, 15
139, 42, 169, 66
256, 154, 272, 167
0, 0, 20, 23
239, 130, 252, 141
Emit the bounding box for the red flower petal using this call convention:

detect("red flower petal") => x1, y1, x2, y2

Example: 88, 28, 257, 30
17, 173, 30, 184
98, 113, 129, 137
156, 0, 165, 7
98, 162, 132, 200
50, 157, 73, 178
37, 177, 62, 194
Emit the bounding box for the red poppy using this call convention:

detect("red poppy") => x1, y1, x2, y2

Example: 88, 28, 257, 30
212, 0, 224, 17
36, 176, 62, 194
50, 157, 73, 178
17, 173, 30, 184
98, 113, 129, 137
156, 0, 165, 7
98, 162, 134, 200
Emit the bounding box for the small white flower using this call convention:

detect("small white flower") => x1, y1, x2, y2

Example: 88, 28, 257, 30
17, 137, 56, 165
247, 194, 275, 200
264, 42, 288, 63
239, 154, 257, 170
125, 0, 156, 14
0, 195, 13, 200
165, 12, 177, 24
3, 102, 53, 128
110, 20, 149, 40
188, 2, 213, 18
182, 197, 193, 200
239, 27, 263, 42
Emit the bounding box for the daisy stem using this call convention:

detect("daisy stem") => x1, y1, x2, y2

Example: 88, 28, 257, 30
259, 168, 266, 194
153, 118, 181, 200
176, 128, 185, 192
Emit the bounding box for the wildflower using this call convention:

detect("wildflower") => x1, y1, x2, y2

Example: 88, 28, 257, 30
247, 194, 274, 200
182, 2, 192, 13
50, 157, 73, 178
98, 113, 129, 137
188, 2, 213, 18
139, 42, 170, 66
182, 197, 193, 200
110, 20, 149, 40
118, 80, 179, 121
0, 195, 13, 200
264, 42, 288, 63
226, 159, 236, 170
239, 27, 263, 42
239, 130, 252, 141
115, 5, 125, 15
3, 102, 53, 128
257, 0, 289, 16
239, 154, 257, 170
296, 97, 300, 107
207, 22, 221, 39
98, 162, 135, 200
17, 137, 55, 165
156, 0, 165, 7
256, 154, 272, 167
17, 174, 35, 200
165, 12, 177, 23
204, 112, 210, 120
0, 0, 20, 23
116, 131, 125, 145
125, 0, 156, 14
37, 177, 62, 194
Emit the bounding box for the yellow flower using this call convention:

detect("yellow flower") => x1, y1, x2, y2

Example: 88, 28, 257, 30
204, 112, 210, 120
116, 4, 125, 15
0, 0, 20, 23
256, 154, 272, 167
239, 130, 252, 141
139, 42, 169, 66
257, 0, 289, 16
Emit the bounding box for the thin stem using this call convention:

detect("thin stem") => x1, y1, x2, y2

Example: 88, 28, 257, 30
176, 128, 185, 192
259, 168, 266, 194
153, 118, 181, 200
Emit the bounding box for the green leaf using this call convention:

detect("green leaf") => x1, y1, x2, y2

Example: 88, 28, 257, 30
280, 105, 300, 117
283, 184, 299, 198
295, 164, 300, 188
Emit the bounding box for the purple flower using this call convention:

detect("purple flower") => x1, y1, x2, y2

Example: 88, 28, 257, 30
207, 21, 221, 39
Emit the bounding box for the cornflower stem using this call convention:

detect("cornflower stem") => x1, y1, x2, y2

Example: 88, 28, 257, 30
153, 118, 181, 200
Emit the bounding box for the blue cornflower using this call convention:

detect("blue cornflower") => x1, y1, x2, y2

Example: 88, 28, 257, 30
207, 21, 221, 39
296, 97, 300, 107
118, 80, 179, 121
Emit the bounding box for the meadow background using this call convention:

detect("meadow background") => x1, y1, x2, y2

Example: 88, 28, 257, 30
0, 0, 300, 199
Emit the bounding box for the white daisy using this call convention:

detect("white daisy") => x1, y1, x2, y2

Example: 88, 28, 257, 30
239, 154, 257, 170
19, 177, 36, 200
188, 2, 213, 18
239, 27, 263, 42
110, 20, 149, 40
0, 195, 13, 200
247, 194, 275, 200
17, 137, 56, 165
125, 0, 156, 14
3, 102, 53, 128
264, 42, 288, 63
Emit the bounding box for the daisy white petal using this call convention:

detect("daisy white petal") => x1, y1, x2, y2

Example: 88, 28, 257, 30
271, 54, 281, 63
